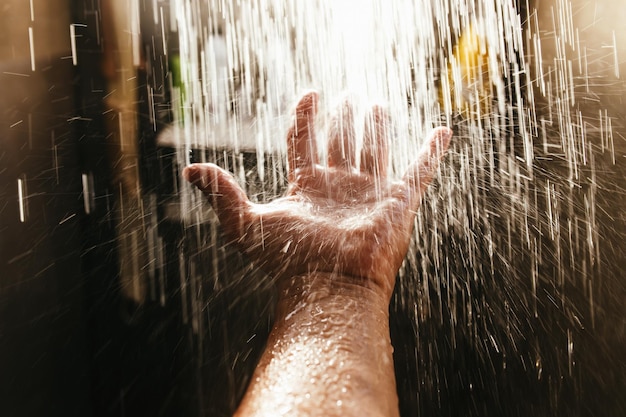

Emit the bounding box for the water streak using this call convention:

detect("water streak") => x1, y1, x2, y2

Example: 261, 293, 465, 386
169, 0, 625, 414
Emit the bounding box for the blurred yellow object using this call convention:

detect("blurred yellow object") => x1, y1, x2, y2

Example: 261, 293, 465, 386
441, 24, 493, 118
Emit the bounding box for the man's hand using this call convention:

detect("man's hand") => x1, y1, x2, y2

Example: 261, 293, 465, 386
184, 90, 451, 300
184, 90, 451, 417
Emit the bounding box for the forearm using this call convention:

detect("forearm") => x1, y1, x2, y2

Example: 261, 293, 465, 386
234, 273, 399, 417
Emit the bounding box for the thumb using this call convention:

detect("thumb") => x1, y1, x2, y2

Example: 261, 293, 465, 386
183, 163, 251, 236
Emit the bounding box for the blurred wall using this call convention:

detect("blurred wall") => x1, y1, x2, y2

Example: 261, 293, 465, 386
0, 1, 92, 416
534, 0, 626, 135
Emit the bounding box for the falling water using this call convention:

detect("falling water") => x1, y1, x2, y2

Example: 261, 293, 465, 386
0, 0, 626, 417
160, 0, 626, 415
5, 0, 623, 415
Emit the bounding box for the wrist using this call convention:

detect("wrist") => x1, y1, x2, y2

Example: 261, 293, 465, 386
275, 272, 391, 320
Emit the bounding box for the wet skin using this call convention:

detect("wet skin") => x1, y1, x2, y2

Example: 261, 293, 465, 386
184, 91, 452, 417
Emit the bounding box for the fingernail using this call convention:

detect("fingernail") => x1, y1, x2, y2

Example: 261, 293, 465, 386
182, 165, 197, 182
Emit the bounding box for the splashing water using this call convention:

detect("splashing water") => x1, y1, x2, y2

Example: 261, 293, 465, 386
168, 0, 625, 415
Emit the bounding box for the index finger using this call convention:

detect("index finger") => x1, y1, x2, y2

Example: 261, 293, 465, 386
286, 91, 319, 182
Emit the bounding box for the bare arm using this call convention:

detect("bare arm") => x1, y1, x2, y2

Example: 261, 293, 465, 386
184, 91, 452, 417
235, 274, 397, 417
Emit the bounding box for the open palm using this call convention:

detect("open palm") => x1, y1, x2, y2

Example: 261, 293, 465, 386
184, 91, 451, 299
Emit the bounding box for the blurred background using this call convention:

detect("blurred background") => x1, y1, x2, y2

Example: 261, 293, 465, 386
0, 0, 624, 416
